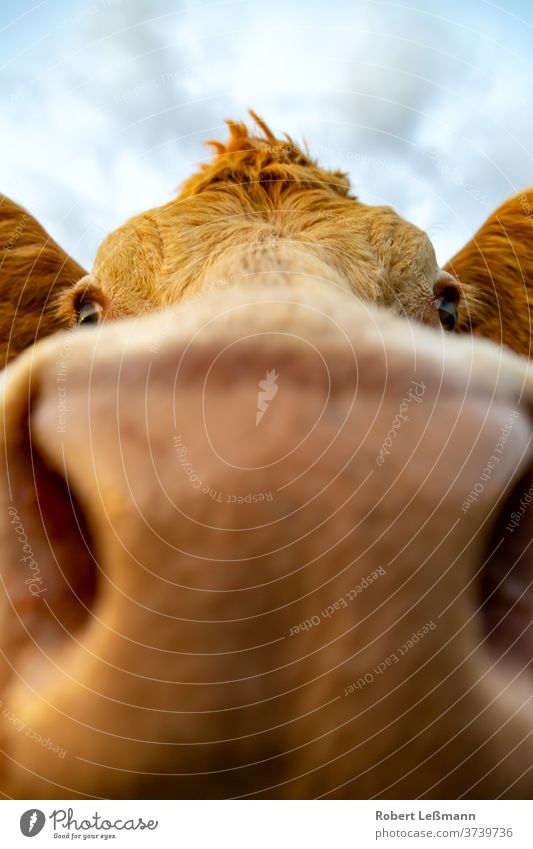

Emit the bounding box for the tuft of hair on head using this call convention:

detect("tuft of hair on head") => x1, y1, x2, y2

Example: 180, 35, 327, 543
180, 110, 352, 200
206, 110, 283, 157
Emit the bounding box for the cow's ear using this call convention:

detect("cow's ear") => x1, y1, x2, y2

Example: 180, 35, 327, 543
443, 190, 533, 355
0, 195, 86, 366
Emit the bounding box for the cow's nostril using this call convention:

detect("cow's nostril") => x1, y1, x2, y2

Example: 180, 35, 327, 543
480, 460, 533, 672
31, 441, 99, 631
0, 400, 98, 668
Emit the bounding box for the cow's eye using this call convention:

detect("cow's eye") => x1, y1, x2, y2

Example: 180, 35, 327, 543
435, 296, 457, 331
77, 300, 102, 326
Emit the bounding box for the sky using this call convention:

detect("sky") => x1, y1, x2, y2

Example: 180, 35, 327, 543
1, 0, 532, 269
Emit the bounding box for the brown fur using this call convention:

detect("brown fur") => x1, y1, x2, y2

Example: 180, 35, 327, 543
445, 190, 533, 356
0, 195, 85, 365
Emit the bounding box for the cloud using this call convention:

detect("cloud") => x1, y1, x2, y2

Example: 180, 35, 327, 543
0, 0, 531, 268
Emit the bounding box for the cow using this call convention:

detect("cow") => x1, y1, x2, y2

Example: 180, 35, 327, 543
0, 114, 531, 799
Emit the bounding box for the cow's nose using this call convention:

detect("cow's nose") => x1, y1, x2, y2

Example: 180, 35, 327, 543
0, 294, 532, 799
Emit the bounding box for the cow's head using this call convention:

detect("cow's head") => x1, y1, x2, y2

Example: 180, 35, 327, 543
0, 116, 531, 799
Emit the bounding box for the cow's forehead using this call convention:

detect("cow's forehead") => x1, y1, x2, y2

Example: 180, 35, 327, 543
91, 132, 435, 315
94, 119, 355, 273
